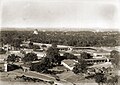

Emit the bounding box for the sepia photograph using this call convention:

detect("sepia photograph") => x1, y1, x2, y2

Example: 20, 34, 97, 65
0, 0, 120, 85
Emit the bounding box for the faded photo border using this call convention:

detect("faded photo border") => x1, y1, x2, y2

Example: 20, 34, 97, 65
0, 0, 120, 85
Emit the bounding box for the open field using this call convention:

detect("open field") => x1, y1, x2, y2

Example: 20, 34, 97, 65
0, 71, 98, 85
0, 81, 99, 85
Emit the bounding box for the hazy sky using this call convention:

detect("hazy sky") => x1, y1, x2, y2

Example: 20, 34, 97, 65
0, 0, 120, 30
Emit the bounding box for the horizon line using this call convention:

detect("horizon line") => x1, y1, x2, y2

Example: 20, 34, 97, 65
0, 27, 119, 32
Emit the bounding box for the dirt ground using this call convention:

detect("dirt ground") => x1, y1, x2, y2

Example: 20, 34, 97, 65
1, 69, 120, 85
0, 69, 97, 85
0, 71, 51, 85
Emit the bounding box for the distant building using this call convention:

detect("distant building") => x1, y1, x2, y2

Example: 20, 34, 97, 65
33, 29, 38, 35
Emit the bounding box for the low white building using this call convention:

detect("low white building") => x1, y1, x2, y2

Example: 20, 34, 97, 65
92, 52, 110, 59
33, 29, 38, 35
88, 61, 113, 69
61, 59, 77, 71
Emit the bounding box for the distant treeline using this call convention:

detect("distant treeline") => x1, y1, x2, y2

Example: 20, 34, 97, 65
0, 31, 120, 47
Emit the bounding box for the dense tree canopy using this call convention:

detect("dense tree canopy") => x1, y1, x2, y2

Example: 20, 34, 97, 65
73, 58, 88, 74
1, 31, 120, 47
12, 37, 22, 49
63, 53, 78, 59
30, 43, 63, 72
110, 50, 119, 66
7, 54, 20, 63
80, 52, 93, 59
30, 57, 53, 72
22, 53, 38, 62
46, 43, 61, 65
72, 52, 93, 74
94, 73, 106, 85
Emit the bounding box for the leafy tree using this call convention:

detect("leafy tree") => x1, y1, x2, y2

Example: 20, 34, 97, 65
63, 53, 77, 59
110, 50, 119, 66
30, 62, 44, 72
80, 52, 93, 59
72, 63, 81, 74
105, 74, 118, 85
30, 43, 61, 72
73, 57, 87, 74
41, 57, 53, 68
29, 42, 33, 47
30, 57, 52, 72
32, 45, 40, 50
72, 52, 93, 74
22, 53, 38, 63
46, 43, 60, 65
7, 54, 20, 63
11, 37, 22, 50
94, 73, 106, 85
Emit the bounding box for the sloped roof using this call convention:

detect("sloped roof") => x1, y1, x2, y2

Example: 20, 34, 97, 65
62, 59, 76, 67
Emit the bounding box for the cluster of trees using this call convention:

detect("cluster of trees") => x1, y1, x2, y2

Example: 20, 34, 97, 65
30, 57, 53, 72
29, 43, 79, 73
1, 31, 23, 49
72, 59, 87, 74
22, 53, 38, 63
7, 52, 38, 64
45, 43, 61, 65
110, 50, 119, 68
72, 52, 93, 74
30, 43, 61, 72
93, 69, 118, 85
7, 54, 20, 63
1, 31, 119, 47
27, 31, 120, 47
63, 53, 78, 59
